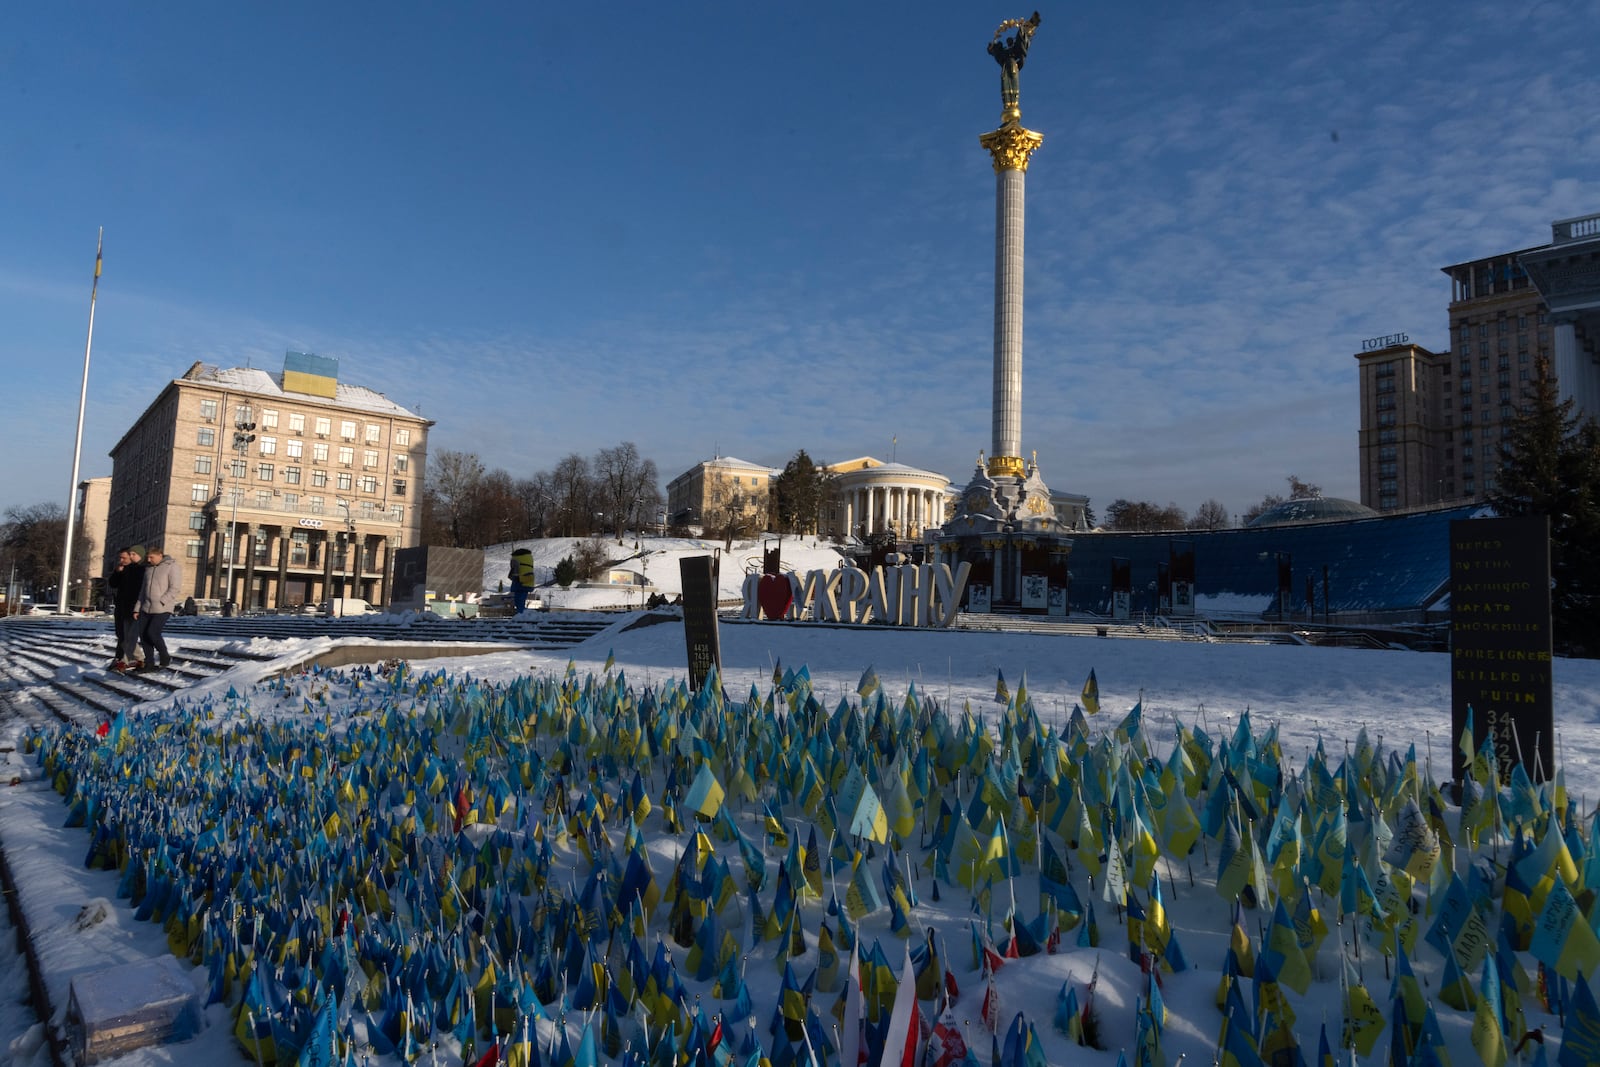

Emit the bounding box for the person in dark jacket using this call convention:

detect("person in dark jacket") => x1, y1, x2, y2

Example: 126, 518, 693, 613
105, 545, 146, 670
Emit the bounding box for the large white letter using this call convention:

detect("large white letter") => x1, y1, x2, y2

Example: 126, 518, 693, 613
740, 572, 762, 619
934, 562, 972, 627
836, 566, 869, 623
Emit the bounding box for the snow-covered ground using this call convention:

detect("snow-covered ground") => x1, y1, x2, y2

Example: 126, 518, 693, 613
3, 610, 1599, 1066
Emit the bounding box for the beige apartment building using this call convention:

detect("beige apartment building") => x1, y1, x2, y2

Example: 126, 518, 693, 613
1356, 233, 1559, 512
665, 455, 776, 534
106, 354, 432, 610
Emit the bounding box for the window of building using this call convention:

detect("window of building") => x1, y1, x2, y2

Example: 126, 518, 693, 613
395, 428, 410, 446
283, 493, 299, 511
1379, 445, 1396, 461
191, 483, 210, 502
262, 409, 279, 429
256, 491, 273, 508
363, 449, 379, 468
312, 470, 328, 488
200, 399, 219, 422
338, 446, 354, 466
393, 479, 407, 497
231, 458, 248, 478
1478, 324, 1488, 338
1379, 462, 1397, 477
340, 420, 357, 440
257, 463, 274, 481
1501, 405, 1513, 419
308, 496, 325, 515
394, 454, 408, 472
1379, 429, 1397, 443
1443, 396, 1453, 409
189, 511, 207, 530
365, 424, 381, 443
285, 467, 301, 485
1378, 411, 1396, 426
289, 412, 305, 434
360, 475, 378, 493
315, 416, 331, 437
186, 539, 203, 559
389, 504, 404, 524
312, 442, 329, 463
1520, 369, 1530, 381
286, 439, 303, 459
197, 427, 215, 447
1479, 356, 1489, 370
259, 436, 277, 455
291, 531, 310, 566
195, 456, 212, 474
337, 472, 352, 490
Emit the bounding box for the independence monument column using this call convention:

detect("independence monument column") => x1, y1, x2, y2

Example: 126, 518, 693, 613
979, 12, 1043, 481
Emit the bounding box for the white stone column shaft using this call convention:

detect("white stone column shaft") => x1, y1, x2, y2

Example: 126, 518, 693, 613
993, 166, 1026, 464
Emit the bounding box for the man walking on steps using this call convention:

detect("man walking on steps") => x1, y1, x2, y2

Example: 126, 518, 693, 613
135, 542, 182, 673
106, 545, 146, 670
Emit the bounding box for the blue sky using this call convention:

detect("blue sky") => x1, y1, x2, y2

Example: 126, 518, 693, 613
4, 2, 1597, 523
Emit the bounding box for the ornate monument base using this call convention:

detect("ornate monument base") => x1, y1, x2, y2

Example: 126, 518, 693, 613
938, 455, 1073, 614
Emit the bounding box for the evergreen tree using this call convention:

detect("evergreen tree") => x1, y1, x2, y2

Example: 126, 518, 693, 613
770, 450, 832, 535
1490, 362, 1600, 655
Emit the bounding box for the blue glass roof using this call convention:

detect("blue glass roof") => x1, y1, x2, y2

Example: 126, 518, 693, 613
1064, 504, 1484, 616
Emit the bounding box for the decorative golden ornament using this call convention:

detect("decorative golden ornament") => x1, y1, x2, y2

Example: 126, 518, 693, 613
1026, 496, 1049, 515
979, 124, 1043, 173
987, 454, 1026, 478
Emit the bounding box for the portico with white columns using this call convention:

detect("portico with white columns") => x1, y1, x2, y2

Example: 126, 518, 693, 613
825, 458, 950, 541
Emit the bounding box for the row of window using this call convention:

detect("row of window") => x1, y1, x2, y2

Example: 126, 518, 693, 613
194, 469, 406, 495
196, 399, 413, 447
188, 498, 405, 526
196, 427, 411, 472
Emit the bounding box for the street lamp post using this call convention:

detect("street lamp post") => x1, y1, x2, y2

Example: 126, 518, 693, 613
224, 408, 256, 615
337, 498, 355, 612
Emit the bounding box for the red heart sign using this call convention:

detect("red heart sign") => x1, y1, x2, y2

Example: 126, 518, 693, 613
758, 574, 794, 620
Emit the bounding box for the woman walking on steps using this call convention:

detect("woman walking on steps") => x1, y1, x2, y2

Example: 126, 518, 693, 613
134, 542, 182, 672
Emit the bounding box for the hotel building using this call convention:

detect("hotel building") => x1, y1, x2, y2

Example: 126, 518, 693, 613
106, 353, 432, 609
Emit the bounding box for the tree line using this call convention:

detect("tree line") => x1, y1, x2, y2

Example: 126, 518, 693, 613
420, 442, 665, 548
1101, 476, 1323, 533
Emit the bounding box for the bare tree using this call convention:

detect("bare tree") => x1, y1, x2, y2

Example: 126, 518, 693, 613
1105, 499, 1187, 531
549, 453, 593, 537
425, 451, 486, 547
474, 469, 522, 545
1189, 499, 1231, 531
593, 442, 662, 543
1, 503, 69, 606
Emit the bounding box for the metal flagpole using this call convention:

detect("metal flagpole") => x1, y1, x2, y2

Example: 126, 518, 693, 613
57, 229, 102, 615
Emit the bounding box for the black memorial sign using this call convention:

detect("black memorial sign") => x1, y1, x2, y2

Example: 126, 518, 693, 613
1450, 516, 1553, 782
679, 554, 722, 693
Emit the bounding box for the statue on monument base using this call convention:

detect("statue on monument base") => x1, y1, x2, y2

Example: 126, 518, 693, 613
988, 11, 1041, 121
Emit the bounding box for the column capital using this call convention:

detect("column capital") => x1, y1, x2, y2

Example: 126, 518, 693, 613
979, 123, 1043, 173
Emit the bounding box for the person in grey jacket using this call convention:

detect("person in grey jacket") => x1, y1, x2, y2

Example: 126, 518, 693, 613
135, 542, 182, 671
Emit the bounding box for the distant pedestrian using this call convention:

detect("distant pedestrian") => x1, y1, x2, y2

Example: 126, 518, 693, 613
135, 542, 182, 672
509, 547, 536, 614
105, 545, 146, 670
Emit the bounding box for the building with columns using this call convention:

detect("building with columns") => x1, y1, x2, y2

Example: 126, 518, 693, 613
105, 355, 431, 610
822, 457, 950, 541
